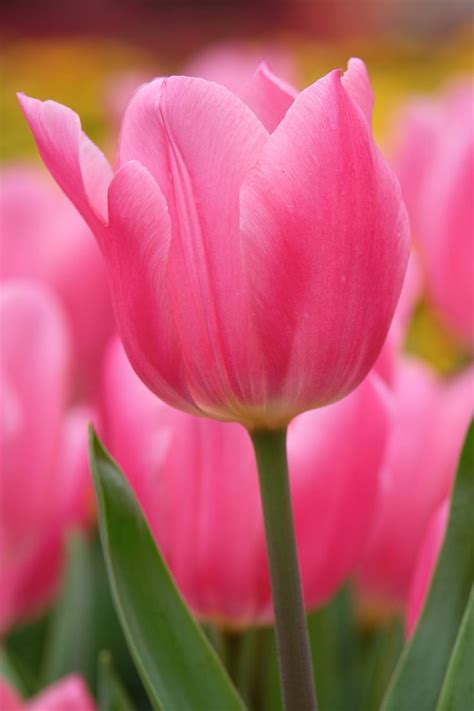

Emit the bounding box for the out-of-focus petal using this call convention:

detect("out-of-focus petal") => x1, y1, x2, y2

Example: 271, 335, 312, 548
0, 166, 114, 398
359, 359, 474, 605
184, 41, 296, 92
0, 681, 24, 710
0, 282, 70, 555
28, 675, 96, 711
289, 373, 390, 611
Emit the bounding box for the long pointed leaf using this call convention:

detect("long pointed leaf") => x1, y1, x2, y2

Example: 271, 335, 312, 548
89, 428, 245, 711
436, 587, 474, 711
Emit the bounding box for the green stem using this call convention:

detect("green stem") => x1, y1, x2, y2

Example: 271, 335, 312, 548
250, 428, 317, 711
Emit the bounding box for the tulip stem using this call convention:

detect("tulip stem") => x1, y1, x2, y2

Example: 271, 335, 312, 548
250, 428, 317, 711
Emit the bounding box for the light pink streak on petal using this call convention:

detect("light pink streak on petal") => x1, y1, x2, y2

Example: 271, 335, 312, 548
28, 675, 96, 711
341, 57, 374, 125
238, 62, 298, 132
119, 76, 269, 416
406, 501, 448, 637
241, 66, 409, 416
17, 94, 113, 232
107, 160, 197, 414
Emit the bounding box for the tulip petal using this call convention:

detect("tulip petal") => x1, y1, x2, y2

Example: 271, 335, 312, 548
238, 62, 297, 132
341, 57, 374, 125
107, 160, 196, 413
119, 76, 269, 416
240, 65, 409, 414
17, 94, 113, 231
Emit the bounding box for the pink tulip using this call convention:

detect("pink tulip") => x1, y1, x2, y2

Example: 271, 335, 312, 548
0, 166, 114, 399
406, 501, 448, 636
0, 282, 91, 633
19, 58, 408, 429
102, 339, 390, 625
393, 81, 474, 347
358, 358, 473, 608
0, 675, 95, 710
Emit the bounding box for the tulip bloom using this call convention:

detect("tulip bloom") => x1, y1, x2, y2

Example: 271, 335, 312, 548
0, 675, 95, 710
102, 339, 390, 625
406, 502, 448, 636
19, 58, 409, 429
0, 166, 114, 399
358, 358, 473, 607
393, 81, 474, 347
0, 282, 91, 633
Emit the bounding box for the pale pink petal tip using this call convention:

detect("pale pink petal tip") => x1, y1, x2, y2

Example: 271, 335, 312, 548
342, 58, 374, 125
238, 61, 297, 132
17, 92, 113, 229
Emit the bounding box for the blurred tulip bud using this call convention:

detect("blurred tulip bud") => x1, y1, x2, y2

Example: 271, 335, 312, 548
0, 166, 114, 399
0, 282, 92, 633
358, 357, 473, 609
393, 81, 474, 347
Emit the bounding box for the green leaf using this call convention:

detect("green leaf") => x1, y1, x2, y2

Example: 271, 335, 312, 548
308, 586, 361, 711
41, 533, 96, 685
40, 532, 142, 701
5, 611, 51, 695
381, 419, 474, 711
0, 648, 28, 695
89, 428, 245, 711
98, 651, 135, 711
436, 587, 474, 711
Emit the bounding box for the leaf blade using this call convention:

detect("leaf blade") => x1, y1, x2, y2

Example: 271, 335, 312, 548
89, 428, 245, 711
436, 587, 474, 711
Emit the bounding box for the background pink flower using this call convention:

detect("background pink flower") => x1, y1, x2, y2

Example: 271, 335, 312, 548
0, 282, 92, 633
0, 165, 114, 400
101, 339, 390, 626
0, 675, 96, 711
358, 357, 473, 608
393, 80, 474, 347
